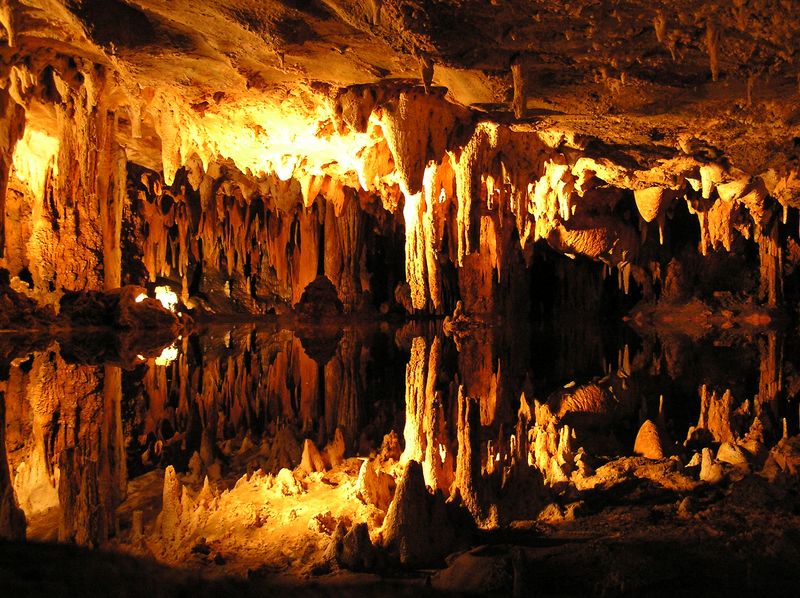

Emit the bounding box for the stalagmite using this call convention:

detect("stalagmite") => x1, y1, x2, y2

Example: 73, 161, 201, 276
160, 465, 183, 541
700, 447, 724, 483
298, 439, 326, 475
694, 386, 736, 445
654, 11, 667, 43
381, 459, 454, 566
530, 422, 575, 486
633, 420, 665, 459
356, 459, 395, 512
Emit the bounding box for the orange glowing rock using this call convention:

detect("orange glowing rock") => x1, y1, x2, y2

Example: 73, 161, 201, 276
700, 448, 725, 484
159, 465, 183, 541
633, 420, 665, 460
298, 439, 326, 476
323, 429, 346, 469
356, 459, 396, 512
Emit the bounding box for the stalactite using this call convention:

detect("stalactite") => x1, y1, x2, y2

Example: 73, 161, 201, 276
377, 90, 463, 196
324, 191, 364, 311
1, 56, 793, 315
12, 63, 131, 295
101, 129, 127, 289
453, 123, 499, 265
701, 198, 736, 253
0, 0, 16, 47
758, 226, 782, 307
511, 57, 526, 119
531, 157, 574, 225
0, 88, 25, 259
706, 21, 720, 82
402, 157, 454, 311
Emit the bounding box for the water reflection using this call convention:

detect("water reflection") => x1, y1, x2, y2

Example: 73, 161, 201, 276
0, 320, 798, 546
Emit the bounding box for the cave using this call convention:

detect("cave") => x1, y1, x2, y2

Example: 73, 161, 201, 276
2, 1, 800, 595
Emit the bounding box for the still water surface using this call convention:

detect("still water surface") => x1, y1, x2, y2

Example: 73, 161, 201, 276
0, 319, 795, 546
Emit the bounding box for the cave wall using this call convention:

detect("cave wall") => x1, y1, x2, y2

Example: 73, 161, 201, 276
0, 2, 799, 318
1, 72, 796, 318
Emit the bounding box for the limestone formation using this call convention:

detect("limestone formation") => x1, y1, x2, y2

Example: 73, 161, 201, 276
297, 439, 326, 476
699, 448, 725, 484
356, 459, 395, 513
159, 466, 183, 541
381, 460, 454, 567
634, 420, 666, 460
1, 0, 800, 593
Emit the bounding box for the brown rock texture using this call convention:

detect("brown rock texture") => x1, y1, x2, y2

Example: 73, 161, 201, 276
381, 459, 454, 567
0, 1, 795, 319
634, 420, 665, 460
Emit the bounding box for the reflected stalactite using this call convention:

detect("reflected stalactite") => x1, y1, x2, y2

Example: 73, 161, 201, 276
0, 392, 26, 540
0, 318, 799, 576
401, 336, 455, 493
452, 387, 496, 526
4, 352, 59, 532
2, 346, 126, 546
323, 330, 363, 450
402, 336, 429, 465
126, 325, 401, 481
756, 332, 782, 427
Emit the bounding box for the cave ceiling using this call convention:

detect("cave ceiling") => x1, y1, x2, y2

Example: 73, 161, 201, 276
3, 0, 799, 174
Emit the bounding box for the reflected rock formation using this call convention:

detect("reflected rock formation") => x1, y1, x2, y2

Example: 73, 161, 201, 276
1, 316, 800, 592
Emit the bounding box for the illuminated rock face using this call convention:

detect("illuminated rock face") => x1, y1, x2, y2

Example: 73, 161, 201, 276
0, 2, 798, 318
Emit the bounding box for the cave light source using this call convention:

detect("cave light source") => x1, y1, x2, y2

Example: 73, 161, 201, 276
134, 287, 177, 311
154, 286, 178, 311
154, 343, 179, 366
